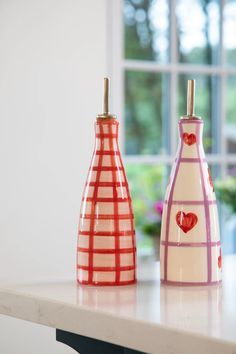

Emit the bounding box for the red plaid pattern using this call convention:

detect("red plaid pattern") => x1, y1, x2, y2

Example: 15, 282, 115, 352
77, 118, 136, 285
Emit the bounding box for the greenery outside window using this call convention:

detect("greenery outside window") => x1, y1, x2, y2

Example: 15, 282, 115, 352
110, 0, 236, 254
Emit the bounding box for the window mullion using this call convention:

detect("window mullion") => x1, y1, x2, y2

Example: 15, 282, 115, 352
119, 0, 236, 167
110, 0, 125, 154
123, 60, 236, 75
220, 0, 226, 66
220, 0, 227, 178
170, 0, 178, 157
170, 0, 177, 64
221, 73, 227, 177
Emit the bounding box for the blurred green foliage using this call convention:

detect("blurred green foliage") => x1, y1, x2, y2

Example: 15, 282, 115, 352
123, 0, 236, 244
125, 71, 169, 155
124, 0, 168, 61
125, 163, 166, 229
123, 0, 225, 155
226, 76, 236, 124
215, 177, 236, 213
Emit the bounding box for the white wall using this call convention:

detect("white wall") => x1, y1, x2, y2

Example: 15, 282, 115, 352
0, 0, 109, 352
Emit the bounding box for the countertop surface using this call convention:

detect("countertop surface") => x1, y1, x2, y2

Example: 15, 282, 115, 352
0, 256, 235, 354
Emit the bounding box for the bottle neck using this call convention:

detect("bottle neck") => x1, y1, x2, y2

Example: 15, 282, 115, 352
177, 118, 205, 158
178, 118, 203, 144
95, 118, 119, 152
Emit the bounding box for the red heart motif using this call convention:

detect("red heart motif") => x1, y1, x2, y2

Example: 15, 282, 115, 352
176, 211, 198, 233
218, 249, 222, 269
183, 133, 196, 146
208, 168, 214, 191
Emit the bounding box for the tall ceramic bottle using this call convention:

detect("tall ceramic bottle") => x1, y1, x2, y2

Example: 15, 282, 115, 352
77, 78, 136, 286
160, 80, 222, 286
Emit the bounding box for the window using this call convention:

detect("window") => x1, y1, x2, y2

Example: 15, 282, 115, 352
110, 0, 236, 254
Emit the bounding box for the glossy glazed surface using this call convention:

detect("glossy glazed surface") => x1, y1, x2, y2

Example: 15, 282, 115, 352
160, 119, 221, 285
77, 118, 136, 285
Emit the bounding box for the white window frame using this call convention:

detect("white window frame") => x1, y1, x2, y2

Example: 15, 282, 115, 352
108, 0, 236, 178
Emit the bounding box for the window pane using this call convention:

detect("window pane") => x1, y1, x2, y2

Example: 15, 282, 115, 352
227, 164, 236, 176
224, 0, 236, 66
225, 76, 236, 153
125, 162, 168, 253
215, 164, 236, 254
209, 163, 221, 179
124, 0, 169, 62
125, 70, 169, 155
178, 74, 219, 153
176, 0, 220, 64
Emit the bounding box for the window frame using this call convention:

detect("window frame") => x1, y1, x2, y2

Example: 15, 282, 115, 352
108, 0, 236, 178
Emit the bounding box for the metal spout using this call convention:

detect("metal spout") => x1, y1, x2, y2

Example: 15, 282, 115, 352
103, 77, 109, 115
181, 79, 201, 120
97, 77, 116, 119
187, 79, 195, 116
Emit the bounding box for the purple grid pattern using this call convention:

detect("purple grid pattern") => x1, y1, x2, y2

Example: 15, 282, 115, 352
196, 122, 212, 283
163, 121, 184, 281
162, 119, 221, 285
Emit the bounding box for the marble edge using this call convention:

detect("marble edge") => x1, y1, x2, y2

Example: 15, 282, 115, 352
0, 289, 235, 354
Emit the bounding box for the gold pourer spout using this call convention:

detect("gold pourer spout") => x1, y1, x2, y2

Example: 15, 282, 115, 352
182, 79, 201, 120
103, 77, 109, 115
187, 79, 195, 116
97, 77, 116, 119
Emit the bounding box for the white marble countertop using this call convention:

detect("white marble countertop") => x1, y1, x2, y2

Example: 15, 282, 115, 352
0, 256, 236, 354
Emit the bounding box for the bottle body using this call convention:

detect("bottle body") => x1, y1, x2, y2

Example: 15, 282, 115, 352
77, 118, 136, 286
160, 119, 222, 285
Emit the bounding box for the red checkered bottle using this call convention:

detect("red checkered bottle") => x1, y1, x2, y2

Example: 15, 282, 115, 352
77, 78, 136, 285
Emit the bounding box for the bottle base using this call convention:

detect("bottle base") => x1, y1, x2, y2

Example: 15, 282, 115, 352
77, 279, 137, 286
161, 279, 222, 287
